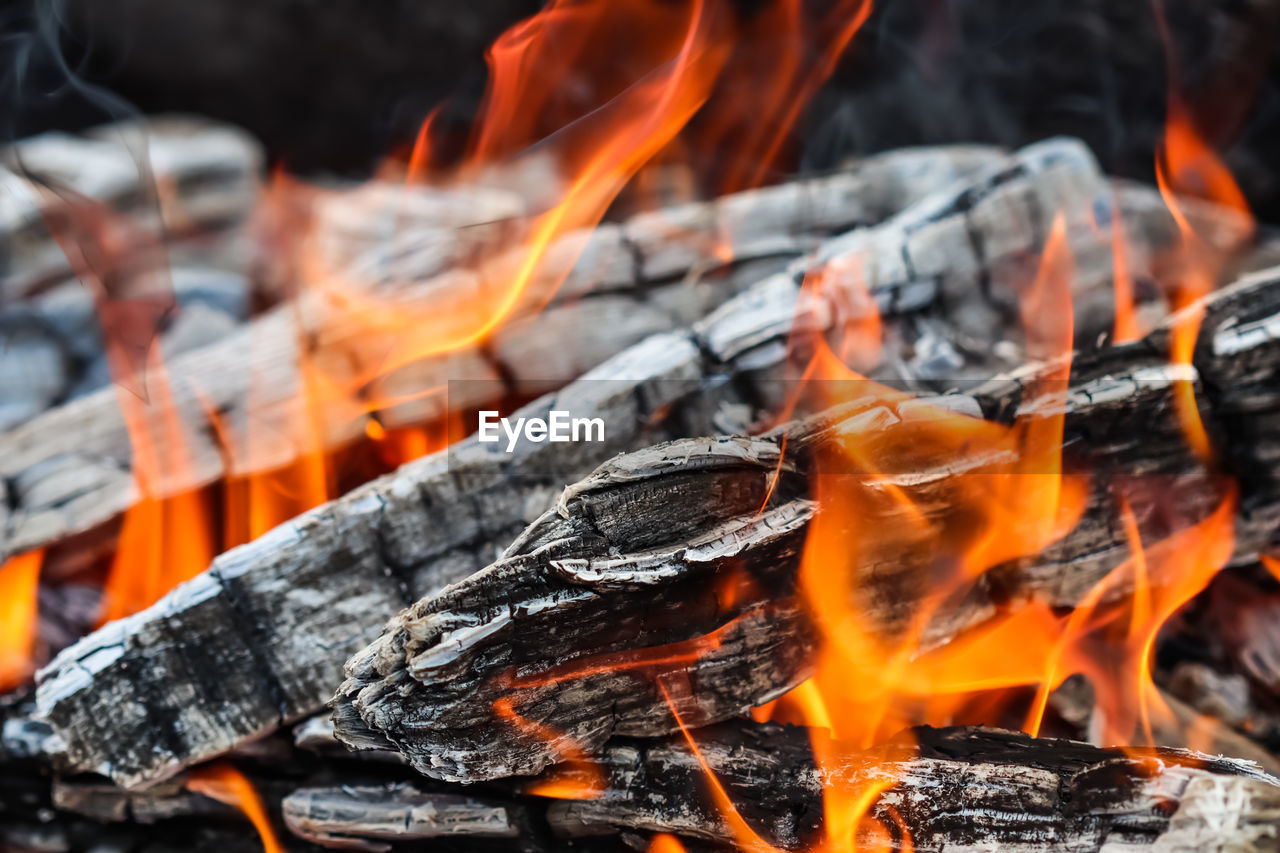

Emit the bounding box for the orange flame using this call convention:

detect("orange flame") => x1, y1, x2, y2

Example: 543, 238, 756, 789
493, 697, 606, 799
0, 550, 43, 691
70, 0, 879, 632
1108, 193, 1141, 344
185, 763, 284, 853
648, 834, 690, 853
693, 0, 874, 193
100, 348, 216, 623
1261, 555, 1280, 585
27, 4, 1260, 850
1021, 486, 1237, 746
1150, 0, 1254, 461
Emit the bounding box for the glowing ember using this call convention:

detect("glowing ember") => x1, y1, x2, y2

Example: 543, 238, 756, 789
648, 834, 690, 853
0, 550, 42, 691
185, 763, 284, 853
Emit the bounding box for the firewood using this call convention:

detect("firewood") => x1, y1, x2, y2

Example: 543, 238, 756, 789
31, 330, 741, 789
1, 116, 262, 301
51, 777, 239, 825
28, 144, 1254, 788
330, 267, 1280, 782
281, 786, 532, 852
544, 722, 1280, 852
0, 144, 1001, 568
277, 724, 1280, 852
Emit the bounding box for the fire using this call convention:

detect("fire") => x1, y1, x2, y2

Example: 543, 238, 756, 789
1150, 0, 1254, 462
88, 0, 738, 623
0, 550, 42, 691
38, 0, 883, 636
648, 834, 690, 853
1108, 193, 1141, 344
20, 0, 1265, 848
708, 206, 1241, 843
1262, 555, 1280, 584
100, 347, 215, 622
185, 763, 284, 853
494, 697, 607, 799
689, 0, 873, 193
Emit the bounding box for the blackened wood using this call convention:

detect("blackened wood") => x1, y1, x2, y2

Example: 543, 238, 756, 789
544, 723, 1280, 852
331, 267, 1280, 782
32, 329, 741, 789
28, 142, 1250, 788
0, 145, 1000, 567
275, 724, 1280, 852
282, 786, 526, 852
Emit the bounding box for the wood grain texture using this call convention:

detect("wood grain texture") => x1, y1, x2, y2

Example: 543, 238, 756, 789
545, 723, 1280, 852
332, 268, 1280, 782
279, 724, 1280, 852
0, 145, 1002, 566
30, 143, 1254, 788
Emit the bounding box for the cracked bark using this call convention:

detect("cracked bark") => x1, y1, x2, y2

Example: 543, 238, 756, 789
331, 267, 1280, 782
280, 724, 1280, 852
0, 144, 1003, 568
29, 139, 1254, 789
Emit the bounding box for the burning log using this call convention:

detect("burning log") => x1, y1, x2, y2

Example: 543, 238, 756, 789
28, 140, 1261, 788
25, 139, 1116, 788
280, 724, 1280, 852
1, 115, 262, 301
547, 723, 1280, 851
0, 144, 1002, 567
329, 266, 1280, 782
30, 330, 738, 789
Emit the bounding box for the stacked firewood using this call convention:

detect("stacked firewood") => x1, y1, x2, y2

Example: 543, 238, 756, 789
6, 126, 1280, 852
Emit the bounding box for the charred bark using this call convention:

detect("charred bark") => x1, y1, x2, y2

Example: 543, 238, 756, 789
280, 724, 1280, 852
30, 140, 1261, 788
331, 267, 1280, 782
0, 144, 1002, 567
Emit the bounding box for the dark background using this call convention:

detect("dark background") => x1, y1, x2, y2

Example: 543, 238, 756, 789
4, 0, 1280, 219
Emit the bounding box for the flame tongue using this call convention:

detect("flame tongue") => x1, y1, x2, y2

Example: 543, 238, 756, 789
0, 550, 42, 692
185, 763, 284, 853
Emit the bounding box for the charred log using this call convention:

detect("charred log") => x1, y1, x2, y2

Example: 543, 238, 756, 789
331, 267, 1280, 782
280, 724, 1280, 852
29, 141, 1258, 788
0, 144, 1002, 567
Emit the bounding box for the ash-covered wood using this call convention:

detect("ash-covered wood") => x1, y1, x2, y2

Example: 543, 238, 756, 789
282, 785, 528, 852
0, 144, 1000, 568
551, 723, 1280, 851
331, 267, 1280, 782
31, 328, 723, 789
278, 724, 1280, 852
29, 141, 1265, 788
1, 115, 262, 301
